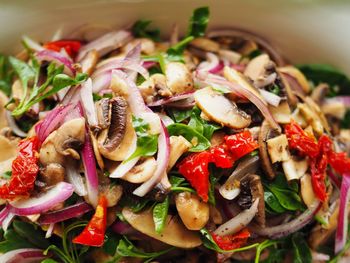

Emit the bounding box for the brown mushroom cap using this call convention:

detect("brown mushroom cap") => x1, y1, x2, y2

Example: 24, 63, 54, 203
246, 174, 265, 227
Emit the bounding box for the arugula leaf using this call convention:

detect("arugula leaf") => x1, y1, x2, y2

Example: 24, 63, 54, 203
131, 20, 160, 41
108, 237, 173, 263
297, 64, 350, 96
167, 108, 192, 123
126, 116, 159, 162
292, 233, 312, 263
200, 228, 259, 253
153, 196, 169, 234
167, 123, 211, 152
188, 106, 220, 140
187, 6, 210, 37
0, 54, 14, 96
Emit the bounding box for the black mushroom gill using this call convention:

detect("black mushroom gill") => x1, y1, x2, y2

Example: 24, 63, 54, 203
96, 96, 127, 151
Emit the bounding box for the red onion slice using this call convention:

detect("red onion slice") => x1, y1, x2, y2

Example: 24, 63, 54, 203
45, 223, 55, 238
142, 61, 157, 69
251, 201, 321, 239
36, 50, 75, 76
65, 161, 87, 196
133, 121, 170, 197
9, 182, 74, 216
81, 131, 99, 207
259, 89, 282, 107
335, 173, 350, 253
0, 205, 10, 225
214, 198, 259, 236
0, 248, 46, 263
92, 71, 112, 93
39, 202, 93, 224
198, 53, 221, 73
2, 212, 15, 231
80, 78, 98, 127
77, 30, 132, 61
5, 111, 27, 137
197, 70, 280, 132
147, 92, 195, 107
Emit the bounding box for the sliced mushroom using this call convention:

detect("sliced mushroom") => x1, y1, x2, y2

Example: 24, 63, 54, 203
122, 207, 202, 248
269, 101, 291, 124
165, 62, 194, 94
109, 73, 130, 98
209, 205, 223, 225
175, 192, 210, 231
194, 87, 251, 129
322, 101, 346, 120
167, 136, 192, 171
258, 120, 278, 179
150, 73, 172, 97
244, 54, 270, 82
0, 92, 8, 129
53, 118, 85, 159
246, 174, 265, 227
122, 38, 156, 55
190, 37, 220, 53
123, 157, 157, 183
139, 78, 157, 104
311, 83, 329, 104
80, 50, 99, 75
0, 135, 18, 175
99, 184, 123, 207
39, 132, 65, 166
97, 97, 127, 151
39, 163, 65, 186
90, 130, 104, 169
218, 49, 241, 64
301, 174, 316, 208
297, 103, 324, 136
278, 66, 310, 94
266, 134, 290, 164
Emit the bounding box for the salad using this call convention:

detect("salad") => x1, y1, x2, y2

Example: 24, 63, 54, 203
0, 6, 350, 263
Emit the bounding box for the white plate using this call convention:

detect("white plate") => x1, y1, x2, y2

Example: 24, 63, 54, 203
1, 0, 350, 73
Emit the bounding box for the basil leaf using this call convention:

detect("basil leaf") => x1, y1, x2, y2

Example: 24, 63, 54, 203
0, 229, 36, 253
12, 220, 50, 249
167, 108, 192, 123
187, 6, 210, 37
297, 64, 350, 96
110, 237, 172, 262
0, 55, 14, 96
153, 196, 169, 234
132, 20, 160, 42
292, 233, 312, 263
167, 123, 210, 152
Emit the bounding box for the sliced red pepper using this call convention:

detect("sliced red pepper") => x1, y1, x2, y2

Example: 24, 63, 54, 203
211, 228, 250, 251
0, 137, 40, 200
209, 144, 234, 168
44, 40, 81, 58
224, 131, 259, 160
73, 195, 107, 247
329, 151, 350, 175
178, 151, 211, 202
285, 120, 319, 157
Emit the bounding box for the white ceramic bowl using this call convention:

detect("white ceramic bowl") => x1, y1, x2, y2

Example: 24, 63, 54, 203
1, 0, 350, 73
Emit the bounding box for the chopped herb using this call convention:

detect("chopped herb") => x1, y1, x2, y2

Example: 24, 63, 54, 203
131, 20, 160, 42
269, 84, 281, 95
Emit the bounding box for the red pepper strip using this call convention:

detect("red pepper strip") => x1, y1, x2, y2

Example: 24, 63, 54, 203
178, 151, 211, 202
43, 40, 81, 58
329, 151, 350, 175
73, 195, 107, 247
224, 131, 259, 160
285, 120, 319, 157
211, 228, 251, 251
0, 137, 40, 200
209, 144, 234, 169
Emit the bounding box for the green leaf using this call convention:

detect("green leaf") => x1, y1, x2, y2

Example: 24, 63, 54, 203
169, 175, 195, 193
187, 7, 210, 38
167, 123, 211, 152
297, 64, 350, 96
188, 106, 220, 140
153, 196, 169, 234
208, 173, 218, 206
166, 36, 195, 62
103, 231, 120, 256
199, 228, 259, 253
1, 171, 12, 179
168, 108, 192, 123
131, 20, 160, 42
120, 196, 152, 213
12, 220, 50, 249
292, 233, 312, 263
126, 134, 158, 161
0, 229, 35, 253
0, 54, 14, 96
264, 191, 287, 214
254, 240, 278, 263
109, 237, 173, 262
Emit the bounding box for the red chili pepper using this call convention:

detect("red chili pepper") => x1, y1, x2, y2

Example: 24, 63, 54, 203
329, 151, 350, 175
211, 228, 250, 251
73, 195, 107, 247
0, 137, 40, 200
285, 120, 319, 157
209, 144, 234, 169
224, 131, 259, 160
178, 151, 211, 202
44, 40, 81, 58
